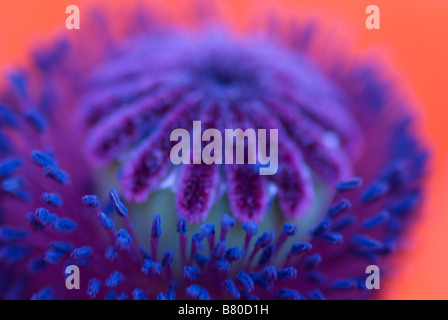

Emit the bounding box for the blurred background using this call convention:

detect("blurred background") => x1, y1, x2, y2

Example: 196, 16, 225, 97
0, 0, 446, 299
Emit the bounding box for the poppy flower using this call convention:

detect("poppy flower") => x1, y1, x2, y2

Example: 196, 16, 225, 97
0, 4, 428, 300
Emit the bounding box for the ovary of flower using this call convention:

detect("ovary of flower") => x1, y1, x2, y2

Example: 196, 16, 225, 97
170, 121, 278, 175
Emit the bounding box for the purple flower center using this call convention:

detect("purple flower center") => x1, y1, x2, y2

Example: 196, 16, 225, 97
81, 31, 362, 225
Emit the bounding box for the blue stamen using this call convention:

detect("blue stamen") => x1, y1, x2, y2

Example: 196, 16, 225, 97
109, 188, 128, 217
192, 233, 204, 252
282, 223, 298, 236
0, 105, 19, 128
305, 271, 327, 283
310, 290, 326, 300
105, 246, 118, 261
258, 244, 274, 266
186, 284, 210, 300
361, 181, 389, 203
141, 259, 161, 275
27, 212, 44, 231
82, 195, 100, 208
362, 211, 389, 229
275, 288, 300, 300
25, 109, 47, 132
200, 223, 215, 239
184, 266, 201, 280
220, 213, 235, 241
389, 193, 419, 216
240, 292, 259, 300
336, 177, 363, 192
304, 254, 322, 269
71, 246, 93, 260
263, 266, 277, 281
236, 271, 254, 292
151, 214, 161, 239
223, 279, 240, 299
352, 235, 383, 250
117, 293, 128, 300
31, 150, 56, 168
331, 279, 357, 290
242, 220, 258, 235
2, 177, 30, 201
139, 245, 152, 260
115, 228, 132, 250
250, 272, 274, 290
322, 233, 343, 245
98, 212, 114, 230
220, 214, 236, 231
156, 293, 167, 300
290, 242, 312, 255
105, 291, 116, 300
177, 217, 188, 235
327, 199, 351, 219
31, 287, 53, 300
0, 158, 22, 177
35, 208, 58, 226
277, 267, 297, 280
311, 219, 332, 237
0, 227, 27, 241
44, 249, 65, 264
161, 249, 174, 268
0, 245, 30, 263
29, 258, 47, 273
50, 241, 72, 252
132, 289, 148, 300
44, 165, 70, 184
54, 218, 77, 232
42, 193, 62, 207
193, 253, 209, 267
87, 279, 101, 298
225, 247, 244, 261
212, 259, 230, 272
255, 231, 274, 248
211, 241, 226, 260
105, 271, 123, 288
332, 215, 356, 232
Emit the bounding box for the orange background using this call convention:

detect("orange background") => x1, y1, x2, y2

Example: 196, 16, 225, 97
0, 0, 447, 299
